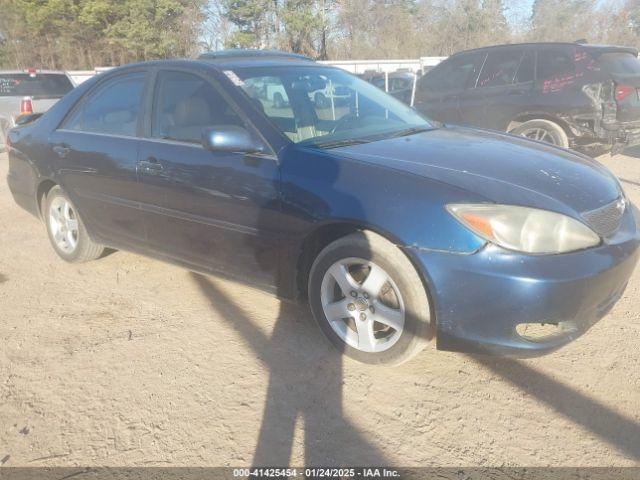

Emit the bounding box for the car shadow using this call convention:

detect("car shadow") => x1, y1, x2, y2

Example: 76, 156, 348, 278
468, 354, 640, 461
190, 272, 390, 467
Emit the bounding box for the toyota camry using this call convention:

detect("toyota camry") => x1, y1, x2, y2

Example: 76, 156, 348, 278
6, 50, 640, 365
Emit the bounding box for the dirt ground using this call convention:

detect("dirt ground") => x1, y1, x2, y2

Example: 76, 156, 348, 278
0, 149, 639, 468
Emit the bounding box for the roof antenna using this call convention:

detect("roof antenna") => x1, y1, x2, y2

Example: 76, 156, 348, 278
574, 38, 588, 44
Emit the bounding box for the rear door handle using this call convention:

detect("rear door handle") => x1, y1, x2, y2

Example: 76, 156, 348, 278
138, 156, 164, 173
52, 145, 70, 158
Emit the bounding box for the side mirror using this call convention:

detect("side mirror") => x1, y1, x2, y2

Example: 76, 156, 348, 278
201, 126, 264, 154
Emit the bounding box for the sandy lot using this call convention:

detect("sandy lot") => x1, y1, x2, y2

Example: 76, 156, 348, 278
0, 150, 639, 468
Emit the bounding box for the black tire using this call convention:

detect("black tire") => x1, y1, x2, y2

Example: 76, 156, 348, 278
308, 230, 432, 366
44, 185, 105, 263
511, 119, 569, 148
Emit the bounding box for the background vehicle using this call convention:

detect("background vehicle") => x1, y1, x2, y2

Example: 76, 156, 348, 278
362, 70, 418, 104
414, 42, 640, 153
0, 69, 75, 152
6, 51, 639, 365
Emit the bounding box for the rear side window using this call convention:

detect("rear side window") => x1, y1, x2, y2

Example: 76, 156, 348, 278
598, 53, 640, 74
477, 49, 524, 88
0, 73, 73, 97
64, 72, 145, 137
152, 70, 244, 144
537, 50, 575, 80
421, 52, 486, 92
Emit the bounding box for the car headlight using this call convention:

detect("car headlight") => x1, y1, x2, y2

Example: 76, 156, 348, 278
447, 204, 601, 254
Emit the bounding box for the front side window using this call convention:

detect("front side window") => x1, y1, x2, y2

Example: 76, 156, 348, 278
153, 70, 245, 144
476, 50, 524, 88
232, 66, 431, 146
64, 72, 145, 136
421, 52, 486, 92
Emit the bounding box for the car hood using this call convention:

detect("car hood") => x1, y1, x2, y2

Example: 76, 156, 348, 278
331, 126, 622, 216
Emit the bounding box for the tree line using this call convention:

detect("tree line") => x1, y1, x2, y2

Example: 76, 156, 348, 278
1, 0, 640, 70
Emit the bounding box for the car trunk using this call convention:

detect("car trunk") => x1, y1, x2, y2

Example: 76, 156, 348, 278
597, 52, 640, 124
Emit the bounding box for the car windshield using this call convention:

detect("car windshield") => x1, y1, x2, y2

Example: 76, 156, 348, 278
0, 73, 74, 97
229, 66, 432, 147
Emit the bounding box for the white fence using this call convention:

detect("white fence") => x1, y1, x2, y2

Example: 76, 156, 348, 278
319, 57, 446, 74
68, 57, 447, 85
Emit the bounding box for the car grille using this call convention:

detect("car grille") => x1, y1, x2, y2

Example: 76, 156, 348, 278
582, 197, 626, 237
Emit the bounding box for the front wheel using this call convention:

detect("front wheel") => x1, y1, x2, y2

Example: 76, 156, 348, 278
511, 119, 569, 148
44, 185, 105, 263
308, 231, 432, 366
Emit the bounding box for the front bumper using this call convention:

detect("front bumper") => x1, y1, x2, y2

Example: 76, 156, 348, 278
406, 204, 640, 357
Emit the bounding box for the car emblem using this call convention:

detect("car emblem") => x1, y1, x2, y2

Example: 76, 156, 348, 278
616, 197, 626, 215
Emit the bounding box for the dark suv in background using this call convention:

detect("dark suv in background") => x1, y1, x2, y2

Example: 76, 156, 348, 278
414, 42, 640, 154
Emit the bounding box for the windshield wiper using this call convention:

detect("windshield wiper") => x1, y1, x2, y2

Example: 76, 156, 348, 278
309, 138, 371, 149
388, 126, 434, 138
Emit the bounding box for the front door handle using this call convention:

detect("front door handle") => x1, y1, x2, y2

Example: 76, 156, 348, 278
53, 145, 70, 158
138, 156, 164, 173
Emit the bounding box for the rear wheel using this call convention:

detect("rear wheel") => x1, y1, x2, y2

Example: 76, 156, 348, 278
308, 231, 432, 365
44, 185, 104, 263
512, 119, 569, 148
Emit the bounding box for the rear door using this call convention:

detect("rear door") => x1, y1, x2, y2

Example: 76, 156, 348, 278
414, 51, 486, 124
50, 70, 149, 244
137, 69, 282, 286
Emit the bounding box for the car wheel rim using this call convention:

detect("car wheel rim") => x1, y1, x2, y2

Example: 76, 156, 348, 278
521, 127, 555, 144
320, 257, 405, 353
49, 196, 79, 254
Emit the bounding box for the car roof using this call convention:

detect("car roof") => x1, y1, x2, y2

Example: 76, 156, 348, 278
100, 54, 330, 78
449, 42, 639, 58
199, 49, 313, 61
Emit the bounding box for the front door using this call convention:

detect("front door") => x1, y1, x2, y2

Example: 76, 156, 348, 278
414, 51, 486, 125
137, 69, 281, 287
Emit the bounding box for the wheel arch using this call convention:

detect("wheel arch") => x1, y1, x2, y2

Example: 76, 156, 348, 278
36, 178, 59, 220
506, 112, 573, 139
294, 220, 430, 301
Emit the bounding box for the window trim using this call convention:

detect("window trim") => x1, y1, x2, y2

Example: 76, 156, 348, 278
56, 69, 150, 138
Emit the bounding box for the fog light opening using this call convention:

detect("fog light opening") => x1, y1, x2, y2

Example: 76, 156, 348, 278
516, 322, 570, 342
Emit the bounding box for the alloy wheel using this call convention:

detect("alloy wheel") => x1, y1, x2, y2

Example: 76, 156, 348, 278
320, 257, 405, 353
49, 196, 79, 254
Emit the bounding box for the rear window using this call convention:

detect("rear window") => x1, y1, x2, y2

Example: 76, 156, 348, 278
598, 53, 640, 74
0, 73, 74, 97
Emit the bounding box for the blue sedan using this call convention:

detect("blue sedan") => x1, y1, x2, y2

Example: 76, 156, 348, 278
6, 50, 640, 365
